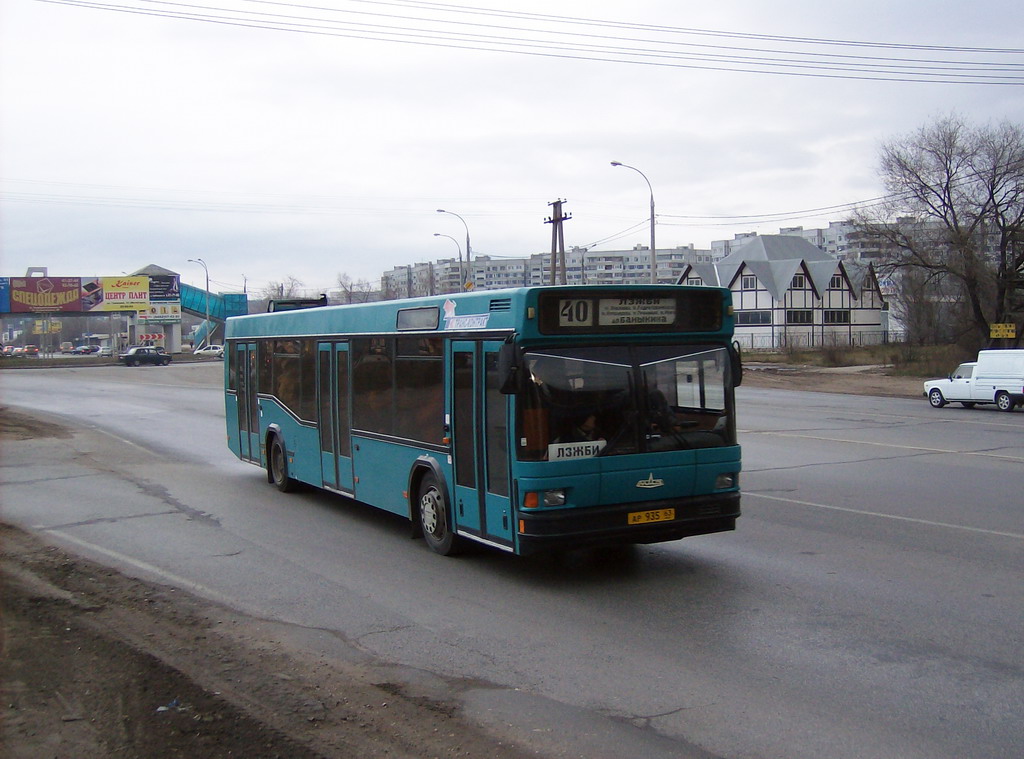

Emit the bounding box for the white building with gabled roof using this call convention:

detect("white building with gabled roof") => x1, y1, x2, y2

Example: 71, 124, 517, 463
677, 235, 890, 350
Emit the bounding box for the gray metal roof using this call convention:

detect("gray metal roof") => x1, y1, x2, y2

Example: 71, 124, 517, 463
679, 235, 877, 300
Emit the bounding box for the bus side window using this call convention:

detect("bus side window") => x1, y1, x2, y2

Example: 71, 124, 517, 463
274, 341, 302, 414
453, 351, 476, 488
395, 354, 444, 444
485, 352, 510, 496
352, 338, 394, 435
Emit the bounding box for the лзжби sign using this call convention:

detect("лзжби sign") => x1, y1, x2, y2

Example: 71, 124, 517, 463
990, 323, 1017, 339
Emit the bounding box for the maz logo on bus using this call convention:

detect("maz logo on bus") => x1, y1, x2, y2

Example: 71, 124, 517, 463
636, 473, 666, 489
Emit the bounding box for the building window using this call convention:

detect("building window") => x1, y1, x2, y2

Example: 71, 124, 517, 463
737, 310, 772, 325
786, 310, 814, 325
741, 275, 757, 290
687, 277, 702, 286
791, 274, 806, 289
824, 310, 851, 324
830, 274, 844, 289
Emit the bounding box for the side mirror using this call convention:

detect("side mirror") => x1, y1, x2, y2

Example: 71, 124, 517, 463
497, 341, 526, 394
730, 341, 743, 387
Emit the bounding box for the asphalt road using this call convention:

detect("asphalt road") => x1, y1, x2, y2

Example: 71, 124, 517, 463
1, 363, 1021, 759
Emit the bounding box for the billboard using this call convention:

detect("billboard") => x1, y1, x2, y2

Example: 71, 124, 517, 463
9, 277, 83, 313
81, 276, 151, 312
138, 274, 182, 324
2, 274, 183, 320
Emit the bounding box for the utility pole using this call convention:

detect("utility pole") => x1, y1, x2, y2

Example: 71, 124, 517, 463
545, 199, 571, 285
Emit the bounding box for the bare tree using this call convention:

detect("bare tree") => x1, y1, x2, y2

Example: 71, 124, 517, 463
857, 115, 1024, 348
261, 277, 305, 300
245, 277, 306, 313
335, 273, 377, 304
889, 267, 965, 345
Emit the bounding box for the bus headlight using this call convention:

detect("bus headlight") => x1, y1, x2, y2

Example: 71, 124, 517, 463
524, 489, 567, 508
543, 489, 567, 507
715, 473, 737, 489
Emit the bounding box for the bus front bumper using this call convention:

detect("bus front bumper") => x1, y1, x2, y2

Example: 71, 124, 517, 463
515, 492, 740, 555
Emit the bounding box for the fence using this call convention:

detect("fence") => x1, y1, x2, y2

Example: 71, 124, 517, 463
736, 330, 907, 351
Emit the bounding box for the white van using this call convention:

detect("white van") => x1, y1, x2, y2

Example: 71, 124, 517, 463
924, 349, 1024, 411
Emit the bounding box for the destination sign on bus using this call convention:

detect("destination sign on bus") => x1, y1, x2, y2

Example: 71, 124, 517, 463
556, 297, 675, 327
537, 290, 724, 334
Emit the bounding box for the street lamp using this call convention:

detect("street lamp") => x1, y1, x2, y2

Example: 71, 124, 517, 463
433, 233, 464, 292
611, 161, 657, 283
187, 258, 211, 348
436, 209, 472, 289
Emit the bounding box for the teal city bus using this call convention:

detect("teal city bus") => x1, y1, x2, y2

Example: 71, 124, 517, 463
224, 285, 742, 555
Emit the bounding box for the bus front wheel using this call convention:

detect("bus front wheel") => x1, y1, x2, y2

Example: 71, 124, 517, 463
418, 473, 460, 556
269, 435, 297, 492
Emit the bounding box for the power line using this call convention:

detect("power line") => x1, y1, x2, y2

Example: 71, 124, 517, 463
233, 0, 1024, 67
35, 0, 1024, 84
354, 0, 1024, 54
0, 177, 908, 230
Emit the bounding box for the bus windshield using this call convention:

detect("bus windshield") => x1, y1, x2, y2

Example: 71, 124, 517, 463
516, 344, 734, 461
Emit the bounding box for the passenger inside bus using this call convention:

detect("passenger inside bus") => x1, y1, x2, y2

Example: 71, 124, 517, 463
556, 413, 603, 443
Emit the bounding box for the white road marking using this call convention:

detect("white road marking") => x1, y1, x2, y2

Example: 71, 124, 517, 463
746, 492, 1024, 540
740, 429, 1024, 463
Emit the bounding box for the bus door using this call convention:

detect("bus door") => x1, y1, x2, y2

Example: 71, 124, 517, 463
235, 342, 259, 463
450, 340, 513, 548
317, 342, 354, 493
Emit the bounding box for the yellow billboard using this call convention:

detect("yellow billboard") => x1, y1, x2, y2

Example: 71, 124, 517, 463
80, 276, 151, 312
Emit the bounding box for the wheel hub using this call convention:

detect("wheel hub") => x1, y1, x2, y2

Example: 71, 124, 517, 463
421, 490, 441, 534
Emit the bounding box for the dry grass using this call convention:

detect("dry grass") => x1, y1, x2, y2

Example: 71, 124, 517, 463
751, 343, 971, 377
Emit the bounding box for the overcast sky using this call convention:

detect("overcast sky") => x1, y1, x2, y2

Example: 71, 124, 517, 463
2, 0, 1022, 296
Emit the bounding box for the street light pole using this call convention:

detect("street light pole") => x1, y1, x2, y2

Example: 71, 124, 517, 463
433, 233, 464, 293
611, 162, 657, 283
437, 209, 472, 289
187, 258, 210, 348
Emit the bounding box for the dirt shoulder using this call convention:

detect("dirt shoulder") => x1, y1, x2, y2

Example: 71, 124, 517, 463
741, 363, 926, 399
0, 516, 536, 759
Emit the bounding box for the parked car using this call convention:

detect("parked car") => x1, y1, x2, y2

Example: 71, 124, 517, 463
193, 344, 224, 359
118, 346, 172, 366
924, 349, 1024, 411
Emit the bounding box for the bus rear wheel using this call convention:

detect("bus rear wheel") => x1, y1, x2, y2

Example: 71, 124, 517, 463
269, 435, 297, 492
418, 473, 460, 556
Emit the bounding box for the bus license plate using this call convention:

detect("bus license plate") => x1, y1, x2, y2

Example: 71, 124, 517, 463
628, 508, 675, 525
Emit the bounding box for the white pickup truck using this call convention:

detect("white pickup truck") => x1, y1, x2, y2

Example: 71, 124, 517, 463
924, 349, 1024, 412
